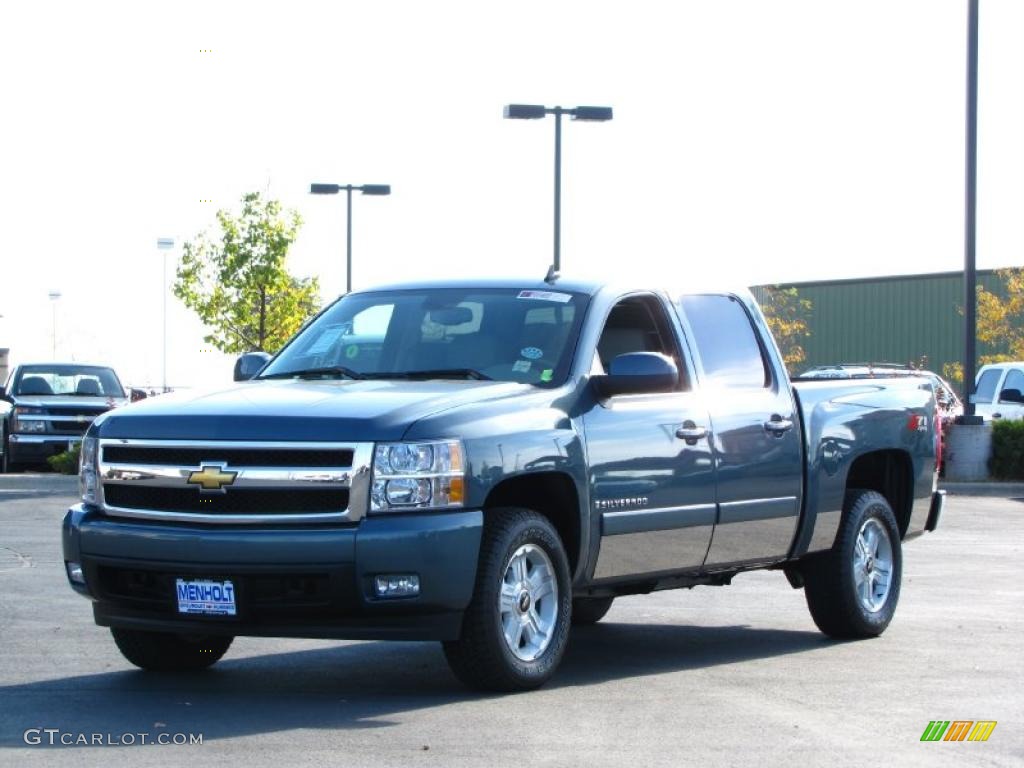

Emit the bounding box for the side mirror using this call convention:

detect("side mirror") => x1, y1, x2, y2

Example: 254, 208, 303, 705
999, 387, 1024, 404
234, 352, 272, 382
0, 386, 6, 400
592, 352, 679, 398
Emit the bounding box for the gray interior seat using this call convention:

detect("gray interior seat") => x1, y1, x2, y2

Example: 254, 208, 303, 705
18, 376, 53, 395
76, 379, 101, 396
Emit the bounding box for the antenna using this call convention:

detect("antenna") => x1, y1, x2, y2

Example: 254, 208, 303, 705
544, 264, 560, 284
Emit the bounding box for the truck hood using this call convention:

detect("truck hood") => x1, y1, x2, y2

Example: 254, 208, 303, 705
12, 395, 128, 410
93, 378, 532, 442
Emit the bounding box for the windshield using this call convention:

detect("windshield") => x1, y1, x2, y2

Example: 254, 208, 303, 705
259, 288, 589, 386
15, 365, 126, 398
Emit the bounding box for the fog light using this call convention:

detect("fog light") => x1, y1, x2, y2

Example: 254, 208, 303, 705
374, 574, 420, 598
66, 562, 85, 585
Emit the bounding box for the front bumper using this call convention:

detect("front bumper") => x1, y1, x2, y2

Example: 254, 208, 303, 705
62, 504, 483, 641
10, 434, 82, 462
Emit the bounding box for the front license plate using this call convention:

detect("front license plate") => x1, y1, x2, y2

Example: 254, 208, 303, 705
175, 578, 236, 616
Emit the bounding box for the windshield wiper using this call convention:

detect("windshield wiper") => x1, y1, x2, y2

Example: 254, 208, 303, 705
368, 368, 492, 381
260, 366, 365, 380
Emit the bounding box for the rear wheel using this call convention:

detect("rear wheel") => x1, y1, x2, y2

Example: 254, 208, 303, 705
443, 508, 572, 691
572, 596, 615, 625
803, 489, 902, 638
111, 628, 233, 672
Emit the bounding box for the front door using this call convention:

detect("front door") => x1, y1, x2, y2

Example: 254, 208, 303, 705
584, 294, 717, 581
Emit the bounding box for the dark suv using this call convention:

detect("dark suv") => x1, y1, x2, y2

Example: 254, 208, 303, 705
0, 363, 128, 472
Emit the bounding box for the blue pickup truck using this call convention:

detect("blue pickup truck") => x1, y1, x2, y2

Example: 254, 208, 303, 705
63, 277, 943, 691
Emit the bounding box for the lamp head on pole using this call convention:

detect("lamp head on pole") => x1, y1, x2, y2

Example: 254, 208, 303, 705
310, 183, 342, 195
503, 104, 547, 120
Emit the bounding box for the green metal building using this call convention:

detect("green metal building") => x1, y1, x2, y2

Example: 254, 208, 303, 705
751, 268, 1012, 383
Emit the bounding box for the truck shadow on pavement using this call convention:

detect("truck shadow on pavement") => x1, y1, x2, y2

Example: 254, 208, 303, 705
1, 622, 829, 746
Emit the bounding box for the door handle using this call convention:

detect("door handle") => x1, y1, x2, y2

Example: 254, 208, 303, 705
992, 413, 1002, 419
764, 416, 794, 436
675, 421, 708, 444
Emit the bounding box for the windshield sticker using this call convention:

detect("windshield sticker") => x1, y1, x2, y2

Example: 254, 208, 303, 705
540, 368, 554, 382
306, 325, 345, 355
512, 360, 532, 373
517, 290, 572, 303
344, 344, 360, 360
520, 346, 544, 360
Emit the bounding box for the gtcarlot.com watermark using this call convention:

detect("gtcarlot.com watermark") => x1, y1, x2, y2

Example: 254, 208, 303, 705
24, 728, 203, 747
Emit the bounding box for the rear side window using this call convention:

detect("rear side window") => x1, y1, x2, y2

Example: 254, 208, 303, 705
974, 369, 1002, 403
680, 294, 769, 389
1001, 369, 1024, 401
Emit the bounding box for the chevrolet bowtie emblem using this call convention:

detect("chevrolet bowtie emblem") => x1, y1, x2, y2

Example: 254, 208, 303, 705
187, 465, 238, 492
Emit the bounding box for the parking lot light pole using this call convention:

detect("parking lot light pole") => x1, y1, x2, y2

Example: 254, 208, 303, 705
503, 104, 613, 273
47, 291, 61, 358
310, 183, 391, 294
961, 0, 982, 424
157, 238, 175, 393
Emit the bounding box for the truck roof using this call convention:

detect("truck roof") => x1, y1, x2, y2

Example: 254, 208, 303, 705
350, 276, 607, 295
347, 275, 755, 301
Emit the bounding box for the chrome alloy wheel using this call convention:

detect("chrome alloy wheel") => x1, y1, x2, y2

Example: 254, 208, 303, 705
499, 543, 559, 661
853, 517, 894, 613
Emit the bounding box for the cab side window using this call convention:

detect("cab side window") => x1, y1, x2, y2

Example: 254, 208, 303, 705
595, 295, 687, 389
1000, 369, 1024, 402
680, 294, 770, 389
974, 369, 1002, 403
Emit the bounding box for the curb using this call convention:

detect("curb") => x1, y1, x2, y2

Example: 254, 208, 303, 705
940, 481, 1024, 498
0, 474, 78, 493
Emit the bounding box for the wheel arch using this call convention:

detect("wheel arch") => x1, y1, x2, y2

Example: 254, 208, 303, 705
844, 449, 914, 538
482, 471, 583, 578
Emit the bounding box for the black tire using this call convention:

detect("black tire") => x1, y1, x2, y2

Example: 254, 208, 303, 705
802, 489, 903, 639
111, 628, 233, 672
443, 507, 572, 692
0, 426, 16, 474
571, 596, 614, 625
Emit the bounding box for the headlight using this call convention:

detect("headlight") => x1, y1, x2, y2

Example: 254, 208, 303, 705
13, 406, 46, 433
370, 439, 465, 512
79, 437, 99, 505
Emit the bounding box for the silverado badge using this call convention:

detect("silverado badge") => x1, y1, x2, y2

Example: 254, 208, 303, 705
187, 464, 238, 492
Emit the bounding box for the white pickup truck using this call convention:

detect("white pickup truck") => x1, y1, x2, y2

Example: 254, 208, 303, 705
973, 362, 1024, 421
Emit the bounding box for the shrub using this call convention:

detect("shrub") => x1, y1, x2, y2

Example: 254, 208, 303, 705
989, 420, 1024, 480
47, 443, 81, 475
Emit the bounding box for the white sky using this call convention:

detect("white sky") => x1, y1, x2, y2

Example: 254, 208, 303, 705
1, 0, 1021, 389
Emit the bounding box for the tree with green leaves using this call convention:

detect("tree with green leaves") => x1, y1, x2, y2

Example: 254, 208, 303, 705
943, 267, 1024, 390
174, 192, 320, 354
760, 285, 812, 373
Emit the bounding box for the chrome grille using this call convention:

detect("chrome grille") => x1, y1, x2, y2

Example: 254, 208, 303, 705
97, 439, 373, 524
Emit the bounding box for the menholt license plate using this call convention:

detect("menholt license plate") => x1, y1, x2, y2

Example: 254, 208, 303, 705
175, 578, 237, 616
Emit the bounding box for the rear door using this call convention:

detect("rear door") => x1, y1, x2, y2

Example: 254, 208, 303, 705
583, 293, 716, 581
677, 294, 803, 567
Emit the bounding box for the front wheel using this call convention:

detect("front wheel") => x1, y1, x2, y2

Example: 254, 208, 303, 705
1, 426, 17, 474
802, 489, 903, 638
111, 628, 233, 672
443, 508, 572, 691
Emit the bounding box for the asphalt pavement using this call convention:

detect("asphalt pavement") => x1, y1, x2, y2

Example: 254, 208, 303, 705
0, 473, 1021, 767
